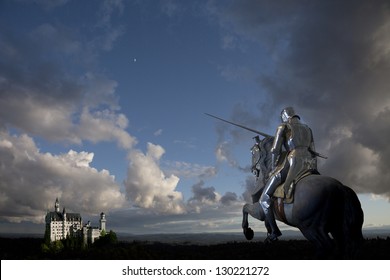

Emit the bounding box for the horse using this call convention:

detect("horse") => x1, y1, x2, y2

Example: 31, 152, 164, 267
242, 136, 364, 258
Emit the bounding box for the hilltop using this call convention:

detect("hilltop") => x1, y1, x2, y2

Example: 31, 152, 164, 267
1, 233, 389, 260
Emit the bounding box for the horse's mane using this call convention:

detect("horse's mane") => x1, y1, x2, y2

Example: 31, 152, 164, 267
258, 136, 274, 184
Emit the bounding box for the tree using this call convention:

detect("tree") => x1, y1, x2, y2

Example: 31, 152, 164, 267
93, 230, 117, 247
51, 240, 64, 254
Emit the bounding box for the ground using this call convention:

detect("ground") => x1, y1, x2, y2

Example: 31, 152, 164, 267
0, 237, 389, 260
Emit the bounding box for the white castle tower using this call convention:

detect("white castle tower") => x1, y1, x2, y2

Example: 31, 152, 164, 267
100, 212, 106, 232
55, 198, 60, 212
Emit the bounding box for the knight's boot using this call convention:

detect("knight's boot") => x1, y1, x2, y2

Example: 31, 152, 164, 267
263, 207, 282, 243
260, 173, 282, 242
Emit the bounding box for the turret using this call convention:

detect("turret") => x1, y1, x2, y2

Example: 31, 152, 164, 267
100, 212, 106, 232
55, 198, 60, 212
62, 207, 67, 238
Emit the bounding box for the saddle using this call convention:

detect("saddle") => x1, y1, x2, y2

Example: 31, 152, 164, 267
272, 169, 319, 224
273, 169, 319, 204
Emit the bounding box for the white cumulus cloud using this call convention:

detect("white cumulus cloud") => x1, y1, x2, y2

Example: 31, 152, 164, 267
0, 131, 126, 224
124, 143, 186, 214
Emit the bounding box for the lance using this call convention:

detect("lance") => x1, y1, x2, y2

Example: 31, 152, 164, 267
204, 113, 272, 138
205, 113, 327, 159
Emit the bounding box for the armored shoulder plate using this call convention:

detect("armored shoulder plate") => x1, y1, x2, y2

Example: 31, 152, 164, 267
270, 124, 287, 154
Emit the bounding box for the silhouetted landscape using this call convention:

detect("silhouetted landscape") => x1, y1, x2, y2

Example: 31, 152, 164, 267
1, 231, 389, 260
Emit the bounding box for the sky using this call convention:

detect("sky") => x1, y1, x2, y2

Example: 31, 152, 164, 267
1, 0, 390, 236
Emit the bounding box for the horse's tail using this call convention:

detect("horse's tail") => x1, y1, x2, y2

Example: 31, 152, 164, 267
341, 185, 364, 258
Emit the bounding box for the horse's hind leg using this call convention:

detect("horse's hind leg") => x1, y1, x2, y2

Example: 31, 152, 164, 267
330, 228, 346, 257
300, 228, 335, 259
332, 227, 363, 259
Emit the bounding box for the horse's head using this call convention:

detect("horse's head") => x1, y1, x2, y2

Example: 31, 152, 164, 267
251, 136, 274, 186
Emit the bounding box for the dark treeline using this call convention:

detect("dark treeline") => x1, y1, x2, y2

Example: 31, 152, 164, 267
1, 237, 389, 260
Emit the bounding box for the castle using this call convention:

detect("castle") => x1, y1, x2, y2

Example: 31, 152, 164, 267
45, 198, 106, 245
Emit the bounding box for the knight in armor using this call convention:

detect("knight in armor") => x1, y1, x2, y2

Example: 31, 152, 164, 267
260, 107, 317, 242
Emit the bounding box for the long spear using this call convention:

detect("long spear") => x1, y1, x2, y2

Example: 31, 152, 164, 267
205, 113, 327, 158
204, 113, 272, 138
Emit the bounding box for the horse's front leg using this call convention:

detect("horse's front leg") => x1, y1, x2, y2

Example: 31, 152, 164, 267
242, 203, 263, 240
242, 204, 249, 228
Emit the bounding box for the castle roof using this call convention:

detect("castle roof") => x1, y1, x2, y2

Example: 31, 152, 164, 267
46, 211, 81, 222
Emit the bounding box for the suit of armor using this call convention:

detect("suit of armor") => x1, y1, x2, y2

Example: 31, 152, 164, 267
260, 107, 317, 242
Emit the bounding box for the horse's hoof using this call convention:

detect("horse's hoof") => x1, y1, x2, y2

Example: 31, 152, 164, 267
264, 235, 279, 244
244, 227, 254, 240
264, 233, 282, 244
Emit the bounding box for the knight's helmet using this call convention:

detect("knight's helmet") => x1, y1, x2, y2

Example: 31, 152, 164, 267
281, 107, 300, 122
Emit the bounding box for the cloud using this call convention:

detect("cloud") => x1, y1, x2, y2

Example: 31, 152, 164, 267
220, 191, 238, 206
78, 107, 137, 149
154, 129, 163, 136
109, 186, 248, 234
241, 175, 260, 203
186, 179, 246, 216
124, 143, 186, 214
163, 161, 217, 179
215, 141, 235, 164
189, 181, 219, 203
0, 131, 126, 224
208, 0, 390, 199
215, 141, 250, 173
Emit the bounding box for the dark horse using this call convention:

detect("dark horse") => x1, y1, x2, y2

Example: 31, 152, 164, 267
242, 136, 364, 258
